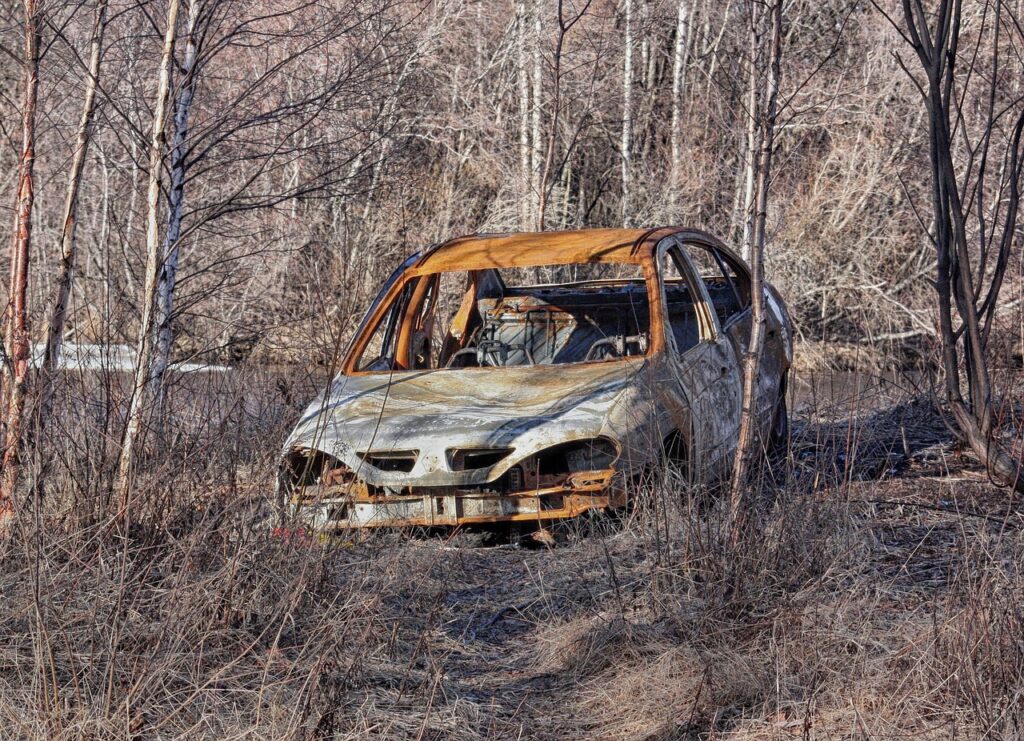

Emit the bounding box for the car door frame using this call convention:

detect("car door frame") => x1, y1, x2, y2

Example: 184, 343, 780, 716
686, 240, 784, 438
655, 235, 743, 483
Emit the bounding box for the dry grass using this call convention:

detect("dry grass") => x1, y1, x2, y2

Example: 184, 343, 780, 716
1, 364, 1023, 739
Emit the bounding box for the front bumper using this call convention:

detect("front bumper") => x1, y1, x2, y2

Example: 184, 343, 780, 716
289, 469, 620, 530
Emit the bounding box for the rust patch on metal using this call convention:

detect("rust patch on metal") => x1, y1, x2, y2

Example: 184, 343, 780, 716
290, 469, 618, 529
279, 227, 793, 531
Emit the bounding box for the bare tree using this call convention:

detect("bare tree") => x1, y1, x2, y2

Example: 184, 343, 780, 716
114, 0, 181, 508
729, 0, 783, 542
621, 0, 633, 225
99, 1, 405, 504
149, 0, 203, 419
134, 1, 402, 405
38, 0, 110, 440
668, 0, 691, 212
516, 0, 532, 228
1, 0, 42, 514
536, 0, 593, 230
737, 26, 758, 261
892, 0, 1024, 491
531, 0, 544, 227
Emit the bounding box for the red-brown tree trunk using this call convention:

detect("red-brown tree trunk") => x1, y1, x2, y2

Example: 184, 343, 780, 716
1, 0, 41, 519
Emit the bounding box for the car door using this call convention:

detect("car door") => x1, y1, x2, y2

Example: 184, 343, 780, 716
685, 241, 782, 442
657, 240, 742, 482
725, 300, 786, 438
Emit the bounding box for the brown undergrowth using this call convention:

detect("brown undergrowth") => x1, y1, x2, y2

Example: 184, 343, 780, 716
1, 367, 1023, 739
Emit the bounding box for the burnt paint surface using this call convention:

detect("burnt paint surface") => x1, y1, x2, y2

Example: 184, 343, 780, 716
283, 359, 656, 490
279, 227, 794, 529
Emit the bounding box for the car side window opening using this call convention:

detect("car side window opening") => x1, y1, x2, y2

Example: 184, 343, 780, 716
422, 271, 475, 369
682, 243, 750, 326
659, 248, 704, 355
354, 281, 414, 371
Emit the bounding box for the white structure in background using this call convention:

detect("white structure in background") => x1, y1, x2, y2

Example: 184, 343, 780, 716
30, 343, 229, 373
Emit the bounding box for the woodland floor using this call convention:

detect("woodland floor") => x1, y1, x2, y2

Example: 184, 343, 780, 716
2, 369, 1023, 739
289, 371, 1024, 739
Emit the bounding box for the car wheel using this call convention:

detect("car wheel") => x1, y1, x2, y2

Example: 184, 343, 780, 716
661, 430, 691, 480
768, 372, 789, 453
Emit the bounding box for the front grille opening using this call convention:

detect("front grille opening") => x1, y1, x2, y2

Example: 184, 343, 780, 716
534, 438, 618, 475
504, 465, 524, 491
448, 447, 514, 471
357, 449, 418, 472
282, 449, 354, 489
366, 484, 413, 497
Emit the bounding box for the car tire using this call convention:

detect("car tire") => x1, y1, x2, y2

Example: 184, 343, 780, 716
768, 372, 789, 453
661, 430, 691, 480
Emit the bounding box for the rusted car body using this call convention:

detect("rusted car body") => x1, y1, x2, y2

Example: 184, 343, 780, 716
279, 228, 792, 530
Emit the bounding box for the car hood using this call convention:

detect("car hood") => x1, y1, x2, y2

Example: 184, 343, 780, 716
282, 360, 649, 487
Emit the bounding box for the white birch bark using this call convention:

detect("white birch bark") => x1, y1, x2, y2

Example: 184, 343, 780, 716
516, 0, 531, 228
640, 1, 649, 82
705, 1, 733, 96
150, 0, 202, 421
115, 0, 181, 505
530, 0, 543, 228
621, 0, 633, 226
669, 0, 689, 210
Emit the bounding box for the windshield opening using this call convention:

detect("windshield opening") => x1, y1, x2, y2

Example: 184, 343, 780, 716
350, 263, 655, 372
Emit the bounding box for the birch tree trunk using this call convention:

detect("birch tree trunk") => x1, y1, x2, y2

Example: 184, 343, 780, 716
738, 39, 758, 260
114, 0, 181, 508
537, 0, 588, 231
669, 0, 689, 211
640, 0, 649, 86
150, 0, 202, 421
38, 0, 110, 440
1, 0, 42, 515
621, 0, 633, 226
530, 0, 543, 228
536, 28, 559, 232
637, 2, 659, 166
729, 0, 782, 547
516, 0, 532, 229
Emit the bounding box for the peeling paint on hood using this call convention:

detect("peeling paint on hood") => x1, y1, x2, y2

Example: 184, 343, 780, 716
283, 359, 649, 487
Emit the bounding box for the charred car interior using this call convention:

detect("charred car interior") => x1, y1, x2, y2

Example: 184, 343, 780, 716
278, 228, 791, 531
356, 264, 655, 372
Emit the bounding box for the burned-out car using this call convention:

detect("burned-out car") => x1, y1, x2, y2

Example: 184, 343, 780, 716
279, 228, 792, 530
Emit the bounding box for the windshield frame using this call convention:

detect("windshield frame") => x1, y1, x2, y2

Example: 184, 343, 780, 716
342, 256, 664, 376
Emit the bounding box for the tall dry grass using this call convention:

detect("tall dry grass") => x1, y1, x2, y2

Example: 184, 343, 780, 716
1, 364, 1023, 738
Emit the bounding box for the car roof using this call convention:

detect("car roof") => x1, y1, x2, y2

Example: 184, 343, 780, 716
411, 227, 671, 273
